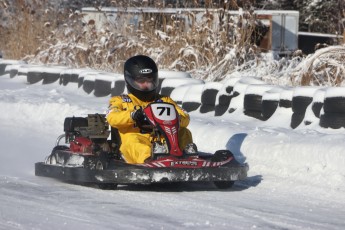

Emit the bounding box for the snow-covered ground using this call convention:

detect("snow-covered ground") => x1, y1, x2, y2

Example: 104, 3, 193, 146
1, 74, 345, 229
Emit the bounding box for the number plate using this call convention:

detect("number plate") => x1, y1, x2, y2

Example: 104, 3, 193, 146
150, 103, 177, 121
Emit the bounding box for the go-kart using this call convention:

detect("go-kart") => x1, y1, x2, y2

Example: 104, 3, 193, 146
35, 102, 248, 189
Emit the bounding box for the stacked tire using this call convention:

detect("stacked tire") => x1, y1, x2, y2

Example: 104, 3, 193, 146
228, 77, 265, 115
181, 84, 205, 112
261, 87, 285, 120
290, 87, 319, 129
199, 82, 223, 114
243, 84, 274, 120
320, 87, 345, 129
160, 78, 204, 97
303, 89, 326, 126
60, 68, 86, 86
94, 73, 123, 97
214, 77, 241, 116
170, 85, 193, 106
0, 60, 26, 76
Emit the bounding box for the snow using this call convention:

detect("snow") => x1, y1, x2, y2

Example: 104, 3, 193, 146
1, 70, 345, 229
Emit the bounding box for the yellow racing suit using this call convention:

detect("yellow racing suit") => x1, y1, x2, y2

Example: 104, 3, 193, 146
106, 93, 193, 164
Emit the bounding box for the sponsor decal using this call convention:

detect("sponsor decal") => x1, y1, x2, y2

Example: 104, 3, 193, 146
163, 120, 172, 125
170, 161, 198, 167
121, 94, 132, 102
139, 68, 153, 74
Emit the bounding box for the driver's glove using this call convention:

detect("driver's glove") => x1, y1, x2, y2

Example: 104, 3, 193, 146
131, 109, 145, 122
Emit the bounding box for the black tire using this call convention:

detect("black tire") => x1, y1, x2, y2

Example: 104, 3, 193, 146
292, 96, 313, 113
201, 89, 219, 106
323, 97, 345, 113
215, 94, 232, 116
160, 87, 174, 96
228, 108, 236, 113
199, 104, 215, 114
244, 94, 262, 112
279, 99, 292, 108
225, 86, 233, 94
262, 100, 279, 120
211, 150, 233, 162
214, 181, 234, 189
27, 71, 43, 84
244, 110, 263, 120
319, 113, 345, 129
78, 77, 84, 88
94, 79, 112, 97
215, 104, 229, 116
52, 145, 70, 153
218, 94, 231, 107
290, 112, 305, 129
0, 63, 7, 76
227, 91, 241, 114
182, 102, 201, 112
60, 73, 79, 85
311, 102, 323, 118
211, 150, 235, 189
83, 79, 95, 94
59, 73, 70, 85
42, 72, 60, 84
98, 183, 118, 190
111, 80, 126, 96
10, 68, 18, 78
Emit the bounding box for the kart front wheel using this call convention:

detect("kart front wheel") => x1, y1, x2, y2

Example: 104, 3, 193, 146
214, 181, 234, 189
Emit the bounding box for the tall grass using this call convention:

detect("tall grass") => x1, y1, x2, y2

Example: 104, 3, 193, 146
0, 0, 66, 59
26, 4, 261, 81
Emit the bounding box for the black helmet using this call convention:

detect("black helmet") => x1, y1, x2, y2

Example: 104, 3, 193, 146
124, 55, 159, 101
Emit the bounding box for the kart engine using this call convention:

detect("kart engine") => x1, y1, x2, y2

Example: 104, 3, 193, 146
63, 114, 111, 154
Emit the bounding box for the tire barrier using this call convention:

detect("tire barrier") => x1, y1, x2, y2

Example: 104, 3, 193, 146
0, 60, 26, 76
18, 65, 32, 78
82, 73, 99, 94
59, 68, 86, 86
42, 66, 68, 85
9, 65, 19, 78
215, 77, 241, 116
199, 82, 223, 114
111, 78, 126, 96
319, 113, 345, 129
319, 87, 345, 129
170, 85, 194, 106
160, 78, 204, 96
94, 74, 123, 97
4, 61, 345, 130
181, 84, 205, 112
301, 89, 327, 126
279, 88, 294, 108
228, 82, 250, 114
157, 70, 192, 93
261, 87, 285, 120
78, 70, 106, 90
243, 85, 275, 120
310, 88, 326, 118
312, 102, 323, 118
27, 67, 44, 84
159, 70, 192, 79
323, 97, 345, 114
290, 87, 320, 129
228, 77, 265, 114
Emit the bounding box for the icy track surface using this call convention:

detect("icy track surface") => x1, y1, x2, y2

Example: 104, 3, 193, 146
0, 76, 345, 230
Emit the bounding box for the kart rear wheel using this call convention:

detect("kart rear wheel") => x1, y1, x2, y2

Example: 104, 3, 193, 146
98, 183, 118, 190
214, 181, 234, 189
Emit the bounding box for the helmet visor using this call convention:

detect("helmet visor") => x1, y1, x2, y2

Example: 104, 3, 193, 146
127, 73, 158, 92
